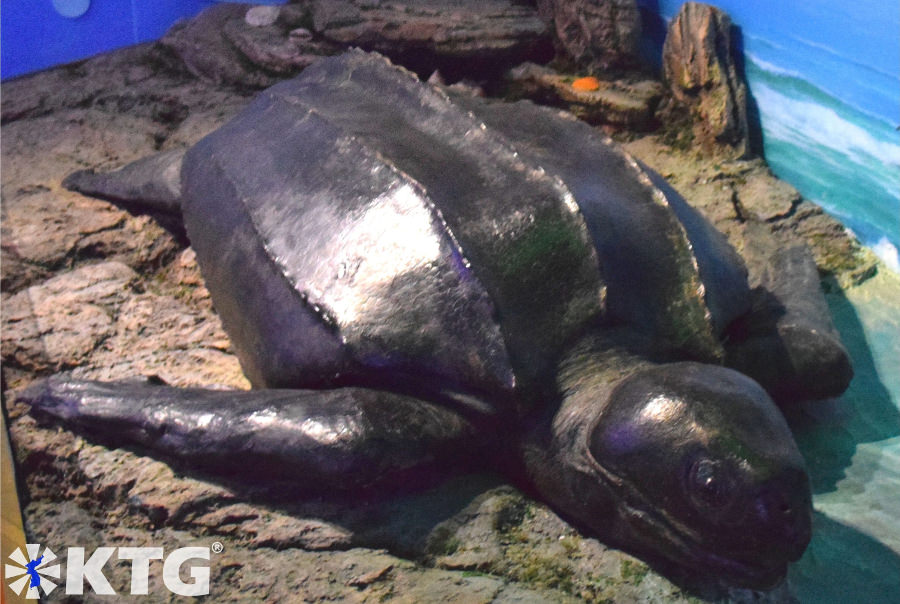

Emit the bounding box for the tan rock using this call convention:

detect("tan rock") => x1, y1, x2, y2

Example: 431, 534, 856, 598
1, 262, 136, 371
309, 0, 552, 79
244, 5, 280, 27
507, 62, 662, 130
536, 0, 641, 69
662, 2, 751, 156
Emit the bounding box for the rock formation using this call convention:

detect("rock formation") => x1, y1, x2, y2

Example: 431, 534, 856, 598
158, 3, 338, 88
306, 0, 553, 80
661, 2, 751, 156
158, 1, 553, 87
536, 0, 641, 70
506, 62, 662, 130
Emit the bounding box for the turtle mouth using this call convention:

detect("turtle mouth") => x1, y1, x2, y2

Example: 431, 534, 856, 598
621, 503, 794, 590
696, 549, 788, 589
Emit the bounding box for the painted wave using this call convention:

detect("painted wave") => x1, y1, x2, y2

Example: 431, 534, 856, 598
745, 56, 900, 273
742, 32, 898, 132
639, 0, 900, 272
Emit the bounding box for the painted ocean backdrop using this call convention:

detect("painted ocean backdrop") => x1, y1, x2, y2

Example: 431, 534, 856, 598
745, 41, 900, 273
640, 0, 900, 272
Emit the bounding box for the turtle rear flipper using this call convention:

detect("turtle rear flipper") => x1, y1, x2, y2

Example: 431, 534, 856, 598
19, 376, 484, 492
62, 148, 185, 216
725, 243, 853, 402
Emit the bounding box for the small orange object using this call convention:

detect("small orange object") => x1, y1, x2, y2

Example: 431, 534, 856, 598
571, 76, 600, 92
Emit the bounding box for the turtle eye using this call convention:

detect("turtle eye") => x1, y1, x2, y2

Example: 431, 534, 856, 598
686, 457, 736, 510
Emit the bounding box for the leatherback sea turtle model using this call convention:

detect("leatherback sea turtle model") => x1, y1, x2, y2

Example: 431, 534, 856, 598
23, 50, 853, 589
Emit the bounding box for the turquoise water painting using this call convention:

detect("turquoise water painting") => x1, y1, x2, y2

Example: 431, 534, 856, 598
745, 44, 900, 273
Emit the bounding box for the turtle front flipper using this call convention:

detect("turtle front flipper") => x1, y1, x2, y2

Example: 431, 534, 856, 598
19, 376, 484, 492
62, 148, 185, 216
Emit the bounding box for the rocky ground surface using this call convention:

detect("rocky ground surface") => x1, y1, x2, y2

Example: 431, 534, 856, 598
1, 3, 880, 602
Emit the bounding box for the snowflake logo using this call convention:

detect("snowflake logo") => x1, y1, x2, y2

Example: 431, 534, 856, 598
4, 544, 60, 599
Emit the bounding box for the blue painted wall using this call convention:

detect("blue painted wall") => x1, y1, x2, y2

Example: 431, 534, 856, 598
1, 0, 286, 80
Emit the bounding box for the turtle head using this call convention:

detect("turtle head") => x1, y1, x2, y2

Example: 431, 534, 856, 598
529, 361, 811, 589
